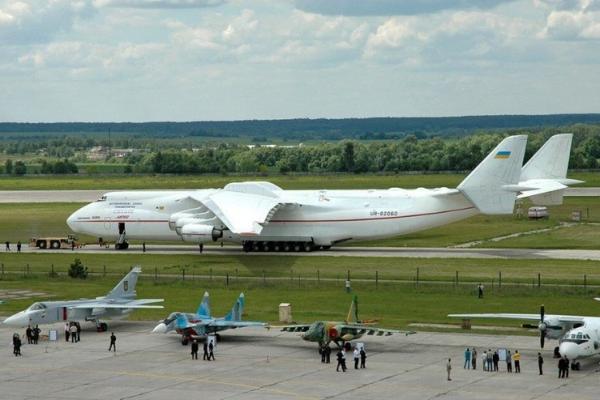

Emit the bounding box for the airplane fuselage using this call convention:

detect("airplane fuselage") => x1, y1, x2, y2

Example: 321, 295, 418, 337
67, 187, 478, 246
558, 320, 600, 363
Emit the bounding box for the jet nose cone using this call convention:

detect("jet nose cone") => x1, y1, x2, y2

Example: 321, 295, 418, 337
3, 312, 28, 327
152, 323, 167, 334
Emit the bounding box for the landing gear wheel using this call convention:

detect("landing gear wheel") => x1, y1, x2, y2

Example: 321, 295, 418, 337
553, 346, 561, 358
293, 242, 302, 252
38, 241, 47, 249
181, 337, 190, 346
572, 362, 580, 370
321, 245, 331, 250
96, 322, 108, 332
50, 240, 61, 249
262, 242, 270, 252
273, 242, 282, 252
283, 243, 291, 252
115, 242, 129, 250
303, 242, 313, 252
252, 242, 261, 252
243, 242, 251, 252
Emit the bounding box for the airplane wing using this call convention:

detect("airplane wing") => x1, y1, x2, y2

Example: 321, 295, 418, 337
69, 299, 164, 309
211, 321, 267, 328
191, 182, 298, 235
340, 324, 416, 336
448, 313, 586, 324
277, 324, 311, 333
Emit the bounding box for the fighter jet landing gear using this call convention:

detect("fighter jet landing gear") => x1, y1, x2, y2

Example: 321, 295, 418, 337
242, 241, 317, 253
571, 362, 581, 370
87, 318, 108, 332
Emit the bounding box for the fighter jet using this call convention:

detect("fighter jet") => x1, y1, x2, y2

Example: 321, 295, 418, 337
2, 267, 163, 330
66, 134, 579, 252
152, 292, 266, 344
449, 302, 600, 370
278, 296, 415, 349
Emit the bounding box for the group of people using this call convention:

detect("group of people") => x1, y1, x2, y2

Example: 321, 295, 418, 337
65, 322, 82, 343
26, 325, 41, 344
462, 348, 522, 374
330, 346, 367, 372
190, 339, 215, 361
4, 240, 22, 252
557, 356, 571, 378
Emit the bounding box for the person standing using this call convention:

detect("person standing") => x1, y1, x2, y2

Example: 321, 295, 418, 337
76, 323, 81, 342
493, 351, 499, 372
70, 324, 77, 342
482, 350, 488, 371
537, 353, 544, 375
65, 323, 70, 342
208, 341, 215, 361
558, 357, 565, 378
360, 347, 366, 369
345, 279, 351, 293
564, 356, 569, 378
16, 241, 21, 252
203, 341, 209, 360
142, 242, 146, 253
446, 358, 452, 381
513, 350, 521, 373
12, 333, 19, 356
5, 241, 10, 252
487, 349, 493, 372
324, 346, 331, 364
336, 350, 343, 372
32, 325, 40, 344
464, 348, 471, 369
477, 283, 484, 298
26, 326, 32, 345
353, 347, 360, 369
506, 350, 512, 372
108, 332, 116, 352
191, 340, 199, 360
320, 346, 326, 363
14, 335, 22, 356
471, 348, 477, 370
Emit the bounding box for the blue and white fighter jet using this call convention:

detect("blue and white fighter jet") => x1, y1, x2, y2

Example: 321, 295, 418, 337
152, 292, 266, 344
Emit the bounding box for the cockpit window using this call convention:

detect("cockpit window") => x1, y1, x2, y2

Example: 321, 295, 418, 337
27, 303, 46, 311
96, 195, 107, 202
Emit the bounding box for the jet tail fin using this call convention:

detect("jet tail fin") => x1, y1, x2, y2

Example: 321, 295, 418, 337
196, 292, 211, 318
224, 293, 244, 322
106, 266, 140, 300
518, 134, 582, 205
346, 295, 359, 324
457, 135, 527, 214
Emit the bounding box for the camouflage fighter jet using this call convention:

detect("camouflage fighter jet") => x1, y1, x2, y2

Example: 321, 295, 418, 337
278, 296, 415, 349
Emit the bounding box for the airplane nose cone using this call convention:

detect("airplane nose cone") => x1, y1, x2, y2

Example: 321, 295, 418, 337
66, 211, 78, 231
3, 312, 29, 327
152, 323, 167, 334
559, 342, 580, 359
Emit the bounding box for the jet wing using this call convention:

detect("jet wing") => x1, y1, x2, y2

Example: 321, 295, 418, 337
69, 299, 164, 309
448, 313, 586, 324
341, 324, 416, 336
277, 324, 312, 333
211, 321, 267, 328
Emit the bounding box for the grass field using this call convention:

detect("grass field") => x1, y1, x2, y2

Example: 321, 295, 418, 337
0, 171, 597, 190
1, 253, 600, 286
0, 274, 599, 332
0, 197, 598, 248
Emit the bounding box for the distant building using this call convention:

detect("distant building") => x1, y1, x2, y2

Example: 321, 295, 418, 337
87, 146, 135, 161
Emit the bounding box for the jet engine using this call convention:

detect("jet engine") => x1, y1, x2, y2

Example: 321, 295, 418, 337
180, 223, 223, 243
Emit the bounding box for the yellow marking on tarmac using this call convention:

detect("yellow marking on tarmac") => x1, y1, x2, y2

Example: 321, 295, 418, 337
0, 365, 319, 400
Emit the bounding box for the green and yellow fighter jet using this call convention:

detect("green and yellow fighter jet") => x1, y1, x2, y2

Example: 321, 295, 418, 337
278, 296, 415, 348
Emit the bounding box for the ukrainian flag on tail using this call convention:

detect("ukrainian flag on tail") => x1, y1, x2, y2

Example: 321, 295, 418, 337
495, 150, 511, 159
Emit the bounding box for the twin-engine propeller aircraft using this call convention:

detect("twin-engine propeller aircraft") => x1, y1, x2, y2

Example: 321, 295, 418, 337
277, 296, 415, 349
449, 302, 600, 370
2, 267, 163, 331
66, 134, 579, 252
152, 292, 265, 344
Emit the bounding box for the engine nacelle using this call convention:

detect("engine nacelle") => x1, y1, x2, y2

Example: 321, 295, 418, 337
180, 223, 223, 243
168, 208, 210, 231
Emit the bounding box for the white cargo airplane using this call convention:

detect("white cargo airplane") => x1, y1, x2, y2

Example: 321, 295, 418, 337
449, 302, 600, 370
66, 134, 579, 252
2, 267, 163, 330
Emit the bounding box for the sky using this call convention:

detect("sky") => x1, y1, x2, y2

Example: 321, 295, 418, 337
0, 0, 599, 122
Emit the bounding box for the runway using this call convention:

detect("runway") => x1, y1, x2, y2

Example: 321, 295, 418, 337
21, 244, 600, 260
0, 320, 598, 400
0, 187, 598, 203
